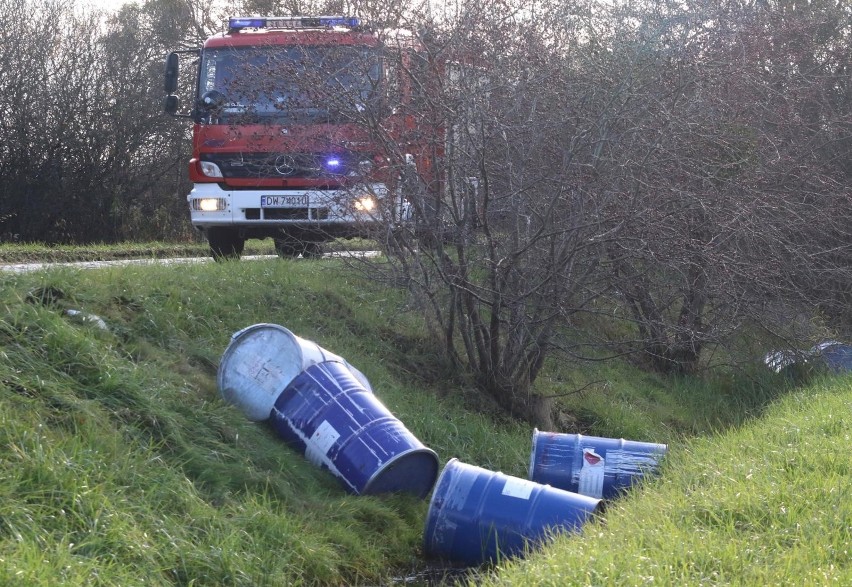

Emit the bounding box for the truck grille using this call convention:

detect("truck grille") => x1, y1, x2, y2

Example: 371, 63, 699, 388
243, 208, 331, 220
203, 153, 359, 179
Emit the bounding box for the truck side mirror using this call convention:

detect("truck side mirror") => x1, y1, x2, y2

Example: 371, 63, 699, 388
164, 95, 180, 115
164, 52, 179, 94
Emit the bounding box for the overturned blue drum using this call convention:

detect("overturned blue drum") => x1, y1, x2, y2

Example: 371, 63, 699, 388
529, 429, 667, 499
217, 323, 372, 421
423, 459, 601, 565
269, 361, 439, 498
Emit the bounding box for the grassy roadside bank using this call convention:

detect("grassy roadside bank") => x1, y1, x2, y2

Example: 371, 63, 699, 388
0, 240, 219, 263
1, 254, 844, 585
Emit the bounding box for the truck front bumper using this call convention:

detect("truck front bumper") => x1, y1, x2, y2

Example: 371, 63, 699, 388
187, 182, 391, 232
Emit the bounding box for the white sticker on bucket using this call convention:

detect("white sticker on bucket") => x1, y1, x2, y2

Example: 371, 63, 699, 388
236, 356, 283, 395
578, 448, 605, 498
501, 477, 535, 500
308, 420, 340, 460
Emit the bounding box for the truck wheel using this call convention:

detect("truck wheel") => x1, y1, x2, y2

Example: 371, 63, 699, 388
207, 228, 244, 260
302, 241, 324, 259
274, 238, 323, 259
274, 237, 301, 258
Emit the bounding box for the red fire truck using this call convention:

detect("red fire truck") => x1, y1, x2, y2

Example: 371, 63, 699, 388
164, 16, 426, 259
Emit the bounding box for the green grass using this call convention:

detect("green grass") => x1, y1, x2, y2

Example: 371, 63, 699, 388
0, 254, 845, 585
533, 350, 791, 443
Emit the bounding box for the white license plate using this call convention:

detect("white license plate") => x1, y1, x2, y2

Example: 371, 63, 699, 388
260, 195, 309, 207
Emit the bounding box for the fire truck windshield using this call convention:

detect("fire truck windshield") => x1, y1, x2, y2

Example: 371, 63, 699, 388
198, 45, 381, 123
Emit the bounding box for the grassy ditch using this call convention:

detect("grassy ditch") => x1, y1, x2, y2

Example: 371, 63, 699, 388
0, 255, 840, 585
485, 375, 852, 585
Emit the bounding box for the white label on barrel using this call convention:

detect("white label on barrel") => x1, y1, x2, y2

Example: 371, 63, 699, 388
578, 448, 605, 498
501, 477, 535, 500
309, 420, 340, 457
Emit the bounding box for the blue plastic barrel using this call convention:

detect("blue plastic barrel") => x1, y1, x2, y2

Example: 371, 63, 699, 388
269, 361, 439, 498
529, 429, 667, 499
217, 323, 372, 421
811, 341, 852, 373
423, 459, 601, 565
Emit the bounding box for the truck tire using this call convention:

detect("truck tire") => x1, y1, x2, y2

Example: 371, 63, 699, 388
274, 238, 323, 259
302, 241, 323, 259
207, 228, 244, 260
273, 237, 300, 258
275, 238, 322, 259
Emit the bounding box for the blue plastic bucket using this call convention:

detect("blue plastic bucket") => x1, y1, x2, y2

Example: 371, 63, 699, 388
217, 323, 372, 421
529, 429, 667, 499
423, 459, 601, 565
269, 361, 439, 497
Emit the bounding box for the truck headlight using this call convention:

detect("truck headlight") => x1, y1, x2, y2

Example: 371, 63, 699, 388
354, 196, 376, 211
199, 161, 223, 178
191, 198, 227, 211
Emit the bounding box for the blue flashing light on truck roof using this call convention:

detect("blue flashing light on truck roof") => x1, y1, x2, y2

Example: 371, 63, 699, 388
228, 16, 362, 32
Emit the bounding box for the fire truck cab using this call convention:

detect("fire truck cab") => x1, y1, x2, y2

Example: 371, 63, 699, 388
164, 16, 417, 259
